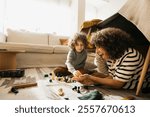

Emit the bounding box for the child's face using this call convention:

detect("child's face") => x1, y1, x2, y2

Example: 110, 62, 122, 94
74, 40, 84, 53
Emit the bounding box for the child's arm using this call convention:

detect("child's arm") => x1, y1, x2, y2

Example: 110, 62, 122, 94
73, 70, 82, 77
65, 51, 76, 74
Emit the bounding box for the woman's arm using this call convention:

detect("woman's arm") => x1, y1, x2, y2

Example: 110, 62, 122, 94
88, 75, 125, 89
74, 74, 125, 89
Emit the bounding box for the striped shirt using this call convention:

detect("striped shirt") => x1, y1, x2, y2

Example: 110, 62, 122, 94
107, 48, 144, 89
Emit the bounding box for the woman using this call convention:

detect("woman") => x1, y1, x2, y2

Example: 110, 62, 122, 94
73, 27, 145, 89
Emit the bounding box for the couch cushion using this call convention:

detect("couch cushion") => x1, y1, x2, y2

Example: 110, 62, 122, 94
7, 29, 49, 45
53, 45, 70, 54
59, 38, 69, 45
49, 34, 69, 45
0, 33, 6, 42
16, 53, 67, 68
0, 42, 53, 53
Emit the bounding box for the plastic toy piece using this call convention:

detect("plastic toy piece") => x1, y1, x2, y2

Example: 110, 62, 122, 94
72, 86, 77, 91
44, 74, 49, 77
64, 98, 69, 100
11, 87, 19, 94
72, 86, 81, 93
49, 73, 52, 76
77, 86, 81, 93
58, 88, 64, 96
0, 69, 25, 78
49, 79, 52, 82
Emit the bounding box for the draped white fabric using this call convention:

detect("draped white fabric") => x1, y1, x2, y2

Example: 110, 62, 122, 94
119, 0, 150, 42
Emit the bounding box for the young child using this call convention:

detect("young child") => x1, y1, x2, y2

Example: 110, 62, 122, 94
53, 32, 88, 77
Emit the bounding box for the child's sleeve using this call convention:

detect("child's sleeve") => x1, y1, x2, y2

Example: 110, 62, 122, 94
65, 50, 76, 74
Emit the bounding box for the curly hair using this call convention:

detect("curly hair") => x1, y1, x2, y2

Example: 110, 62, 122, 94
69, 32, 88, 50
92, 27, 134, 60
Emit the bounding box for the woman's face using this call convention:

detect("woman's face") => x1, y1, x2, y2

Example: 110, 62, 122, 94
74, 40, 84, 53
96, 47, 109, 60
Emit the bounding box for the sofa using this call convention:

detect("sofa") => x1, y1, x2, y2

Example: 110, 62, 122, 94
0, 29, 96, 69
0, 29, 71, 68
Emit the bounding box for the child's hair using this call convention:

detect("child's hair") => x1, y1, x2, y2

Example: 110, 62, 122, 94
69, 32, 88, 50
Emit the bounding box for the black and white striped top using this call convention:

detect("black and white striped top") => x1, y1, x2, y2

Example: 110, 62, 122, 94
107, 48, 144, 89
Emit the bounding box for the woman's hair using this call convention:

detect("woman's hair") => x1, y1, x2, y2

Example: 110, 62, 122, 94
69, 32, 88, 50
92, 27, 134, 60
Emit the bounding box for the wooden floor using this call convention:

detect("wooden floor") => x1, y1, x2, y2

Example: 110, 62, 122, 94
0, 67, 150, 100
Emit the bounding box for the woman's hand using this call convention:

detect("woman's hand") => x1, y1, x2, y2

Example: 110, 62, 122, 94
73, 74, 94, 85
72, 74, 88, 81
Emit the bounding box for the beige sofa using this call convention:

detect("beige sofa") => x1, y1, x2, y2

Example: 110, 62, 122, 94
0, 29, 70, 68
0, 29, 96, 69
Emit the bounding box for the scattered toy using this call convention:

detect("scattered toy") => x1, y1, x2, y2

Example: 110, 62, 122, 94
72, 86, 81, 93
49, 79, 52, 83
44, 74, 49, 77
11, 87, 19, 94
72, 86, 77, 91
49, 73, 52, 76
77, 86, 81, 93
64, 98, 69, 100
58, 88, 64, 96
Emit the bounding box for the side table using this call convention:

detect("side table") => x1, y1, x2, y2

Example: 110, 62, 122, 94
0, 49, 25, 70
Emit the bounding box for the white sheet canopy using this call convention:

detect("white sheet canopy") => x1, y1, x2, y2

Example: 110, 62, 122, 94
119, 0, 150, 42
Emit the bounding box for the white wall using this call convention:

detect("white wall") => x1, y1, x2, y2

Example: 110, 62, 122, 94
0, 0, 128, 37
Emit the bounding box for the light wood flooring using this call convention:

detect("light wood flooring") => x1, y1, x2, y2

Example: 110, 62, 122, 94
0, 67, 150, 100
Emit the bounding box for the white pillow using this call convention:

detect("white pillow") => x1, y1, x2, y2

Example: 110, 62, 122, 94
7, 29, 49, 45
53, 45, 70, 54
0, 32, 6, 42
49, 34, 69, 45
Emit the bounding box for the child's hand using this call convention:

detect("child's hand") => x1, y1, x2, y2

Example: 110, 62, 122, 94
72, 74, 94, 85
73, 70, 82, 77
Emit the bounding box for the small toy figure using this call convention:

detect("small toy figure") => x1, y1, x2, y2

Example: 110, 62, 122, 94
58, 88, 64, 96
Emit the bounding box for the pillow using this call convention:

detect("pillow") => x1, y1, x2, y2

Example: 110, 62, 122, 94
7, 28, 49, 45
49, 34, 69, 45
59, 38, 68, 45
80, 19, 102, 49
0, 33, 6, 42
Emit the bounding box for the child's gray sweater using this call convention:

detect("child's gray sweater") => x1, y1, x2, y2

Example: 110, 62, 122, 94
65, 49, 87, 73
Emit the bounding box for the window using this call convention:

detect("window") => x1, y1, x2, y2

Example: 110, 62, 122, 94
85, 0, 127, 21
85, 0, 108, 20
2, 0, 127, 35
0, 0, 5, 32
5, 0, 72, 36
